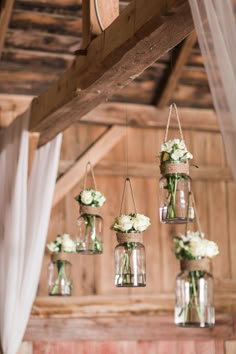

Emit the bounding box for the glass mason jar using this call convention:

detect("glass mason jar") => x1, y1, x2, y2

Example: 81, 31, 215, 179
115, 232, 146, 287
48, 253, 72, 296
175, 258, 214, 328
76, 207, 103, 254
159, 162, 194, 224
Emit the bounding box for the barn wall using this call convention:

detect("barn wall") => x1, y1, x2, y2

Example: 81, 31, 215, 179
26, 122, 236, 353
39, 123, 235, 297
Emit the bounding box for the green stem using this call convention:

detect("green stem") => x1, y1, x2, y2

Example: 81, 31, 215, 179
190, 272, 202, 321
83, 214, 103, 252
117, 242, 136, 285
50, 260, 71, 295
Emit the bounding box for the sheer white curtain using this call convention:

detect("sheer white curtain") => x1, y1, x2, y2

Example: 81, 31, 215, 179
0, 108, 62, 354
188, 0, 236, 180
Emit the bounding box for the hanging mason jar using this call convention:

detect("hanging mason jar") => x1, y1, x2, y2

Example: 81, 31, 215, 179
48, 253, 72, 296
159, 162, 194, 224
175, 258, 214, 328
74, 162, 106, 254
158, 103, 195, 224
115, 232, 146, 287
76, 205, 103, 254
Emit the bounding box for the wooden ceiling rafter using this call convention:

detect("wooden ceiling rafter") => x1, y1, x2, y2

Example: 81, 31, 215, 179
4, 0, 193, 147
0, 0, 15, 58
53, 125, 126, 207
155, 30, 197, 108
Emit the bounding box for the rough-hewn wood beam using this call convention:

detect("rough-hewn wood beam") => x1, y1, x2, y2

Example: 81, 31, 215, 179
52, 125, 126, 207
25, 0, 193, 146
0, 0, 15, 58
81, 103, 219, 131
156, 31, 197, 108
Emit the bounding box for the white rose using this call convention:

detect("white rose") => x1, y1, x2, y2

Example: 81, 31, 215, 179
95, 191, 106, 206
189, 239, 205, 258
203, 240, 219, 258
161, 141, 172, 153
171, 149, 186, 161
189, 239, 219, 258
56, 236, 62, 244
117, 215, 133, 232
47, 242, 57, 252
62, 237, 76, 252
186, 152, 193, 160
80, 190, 93, 205
133, 213, 151, 232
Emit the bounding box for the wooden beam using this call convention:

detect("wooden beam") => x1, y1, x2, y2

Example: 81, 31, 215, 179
81, 103, 219, 131
52, 125, 126, 207
0, 0, 15, 58
25, 0, 193, 146
157, 31, 197, 108
24, 295, 235, 341
0, 94, 32, 128
28, 132, 40, 178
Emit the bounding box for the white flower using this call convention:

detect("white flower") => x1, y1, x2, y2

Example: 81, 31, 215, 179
171, 149, 186, 161
116, 215, 133, 232
80, 190, 93, 205
47, 233, 76, 253
111, 213, 151, 233
62, 236, 76, 252
47, 242, 57, 252
133, 213, 151, 232
56, 235, 62, 244
159, 139, 193, 162
189, 239, 219, 258
202, 240, 219, 258
95, 191, 106, 206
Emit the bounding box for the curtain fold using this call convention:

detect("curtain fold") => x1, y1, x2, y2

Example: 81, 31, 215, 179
0, 109, 62, 354
188, 0, 236, 180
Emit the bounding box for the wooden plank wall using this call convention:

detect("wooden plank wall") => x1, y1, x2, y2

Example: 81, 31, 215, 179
29, 122, 236, 353
38, 123, 235, 297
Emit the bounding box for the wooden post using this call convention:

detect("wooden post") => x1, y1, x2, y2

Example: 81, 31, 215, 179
82, 0, 119, 48
28, 132, 40, 178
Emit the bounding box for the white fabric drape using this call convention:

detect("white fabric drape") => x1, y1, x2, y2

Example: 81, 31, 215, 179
188, 0, 236, 180
0, 108, 62, 354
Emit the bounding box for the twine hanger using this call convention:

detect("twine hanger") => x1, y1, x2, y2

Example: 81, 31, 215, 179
119, 177, 137, 215
164, 102, 184, 142
83, 161, 97, 190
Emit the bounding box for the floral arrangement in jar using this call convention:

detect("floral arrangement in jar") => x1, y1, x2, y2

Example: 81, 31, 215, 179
158, 138, 194, 224
75, 188, 106, 254
47, 233, 76, 296
173, 230, 219, 327
111, 213, 151, 287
